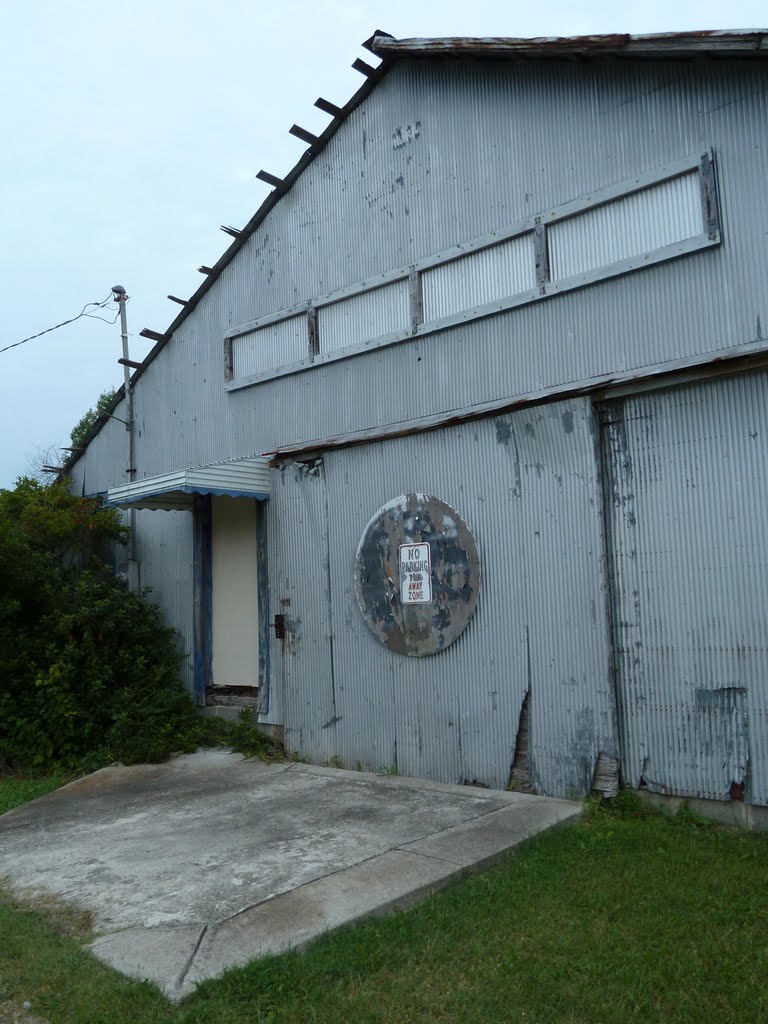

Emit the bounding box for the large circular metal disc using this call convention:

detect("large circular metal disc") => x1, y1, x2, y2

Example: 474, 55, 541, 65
354, 494, 481, 657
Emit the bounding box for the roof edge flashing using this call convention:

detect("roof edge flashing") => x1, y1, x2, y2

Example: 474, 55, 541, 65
369, 29, 768, 60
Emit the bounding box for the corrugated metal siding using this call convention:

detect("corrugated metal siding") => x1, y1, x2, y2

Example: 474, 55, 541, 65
262, 461, 337, 754
108, 59, 765, 484
189, 457, 271, 495
133, 508, 195, 690
548, 170, 702, 280
108, 456, 271, 508
68, 459, 86, 496
73, 60, 768, 488
602, 370, 768, 805
70, 58, 768, 804
75, 398, 129, 496
270, 398, 615, 796
422, 234, 535, 321
318, 279, 409, 354
232, 315, 307, 378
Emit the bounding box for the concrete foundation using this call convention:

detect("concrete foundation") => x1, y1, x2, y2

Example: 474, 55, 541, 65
636, 789, 768, 831
0, 750, 578, 1001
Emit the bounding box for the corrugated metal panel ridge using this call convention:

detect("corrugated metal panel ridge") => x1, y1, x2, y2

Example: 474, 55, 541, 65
233, 316, 308, 377
64, 31, 767, 471
223, 159, 710, 389
423, 234, 535, 321
603, 372, 768, 805
310, 400, 615, 796
108, 456, 271, 501
62, 46, 394, 473
74, 59, 768, 486
135, 509, 195, 689
319, 279, 409, 354
548, 171, 701, 280
67, 56, 768, 808
262, 461, 336, 742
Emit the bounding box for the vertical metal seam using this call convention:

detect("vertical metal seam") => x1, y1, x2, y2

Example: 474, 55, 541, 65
256, 501, 271, 715
320, 458, 338, 723
534, 218, 550, 292
307, 306, 319, 359
591, 399, 625, 777
524, 625, 533, 787
699, 149, 721, 242
223, 336, 234, 383
408, 266, 423, 334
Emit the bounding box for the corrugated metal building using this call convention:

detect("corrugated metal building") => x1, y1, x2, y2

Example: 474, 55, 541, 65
67, 30, 768, 810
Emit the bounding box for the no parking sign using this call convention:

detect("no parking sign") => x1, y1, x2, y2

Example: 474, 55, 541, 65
399, 543, 433, 604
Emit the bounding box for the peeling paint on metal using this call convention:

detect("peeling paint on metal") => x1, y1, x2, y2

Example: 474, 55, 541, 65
67, 51, 768, 807
602, 371, 768, 804
263, 402, 616, 795
354, 494, 480, 657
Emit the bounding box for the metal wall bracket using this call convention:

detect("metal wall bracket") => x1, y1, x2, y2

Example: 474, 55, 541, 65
699, 151, 721, 242
534, 218, 550, 292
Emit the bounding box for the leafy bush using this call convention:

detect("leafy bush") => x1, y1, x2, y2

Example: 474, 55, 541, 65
0, 477, 203, 770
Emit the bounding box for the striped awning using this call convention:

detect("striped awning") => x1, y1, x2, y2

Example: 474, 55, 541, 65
107, 456, 271, 511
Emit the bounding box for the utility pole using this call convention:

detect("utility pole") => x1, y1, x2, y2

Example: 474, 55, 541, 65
112, 285, 139, 593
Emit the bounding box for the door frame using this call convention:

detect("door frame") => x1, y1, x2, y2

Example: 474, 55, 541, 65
192, 493, 271, 712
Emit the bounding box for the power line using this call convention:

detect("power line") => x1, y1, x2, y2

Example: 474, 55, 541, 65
83, 309, 121, 326
0, 294, 116, 355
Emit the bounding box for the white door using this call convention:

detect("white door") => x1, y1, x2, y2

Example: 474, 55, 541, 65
211, 496, 260, 687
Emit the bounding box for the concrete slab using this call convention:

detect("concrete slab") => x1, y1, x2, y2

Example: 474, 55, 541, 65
181, 848, 460, 997
89, 925, 206, 994
0, 750, 579, 1001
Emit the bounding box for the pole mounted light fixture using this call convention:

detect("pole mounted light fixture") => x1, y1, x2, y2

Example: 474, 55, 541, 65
111, 284, 139, 591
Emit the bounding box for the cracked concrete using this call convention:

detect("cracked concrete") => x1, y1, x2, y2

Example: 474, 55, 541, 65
0, 750, 579, 1000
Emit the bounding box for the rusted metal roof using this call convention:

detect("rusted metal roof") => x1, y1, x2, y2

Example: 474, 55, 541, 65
369, 29, 768, 60
64, 27, 768, 473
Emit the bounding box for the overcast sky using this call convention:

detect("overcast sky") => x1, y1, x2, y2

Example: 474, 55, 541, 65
1, 1, 765, 487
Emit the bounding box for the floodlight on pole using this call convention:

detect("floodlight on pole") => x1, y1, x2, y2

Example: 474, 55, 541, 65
112, 285, 138, 590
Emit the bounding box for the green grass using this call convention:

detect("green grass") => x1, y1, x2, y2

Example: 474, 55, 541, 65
1, 784, 767, 1024
0, 772, 76, 816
